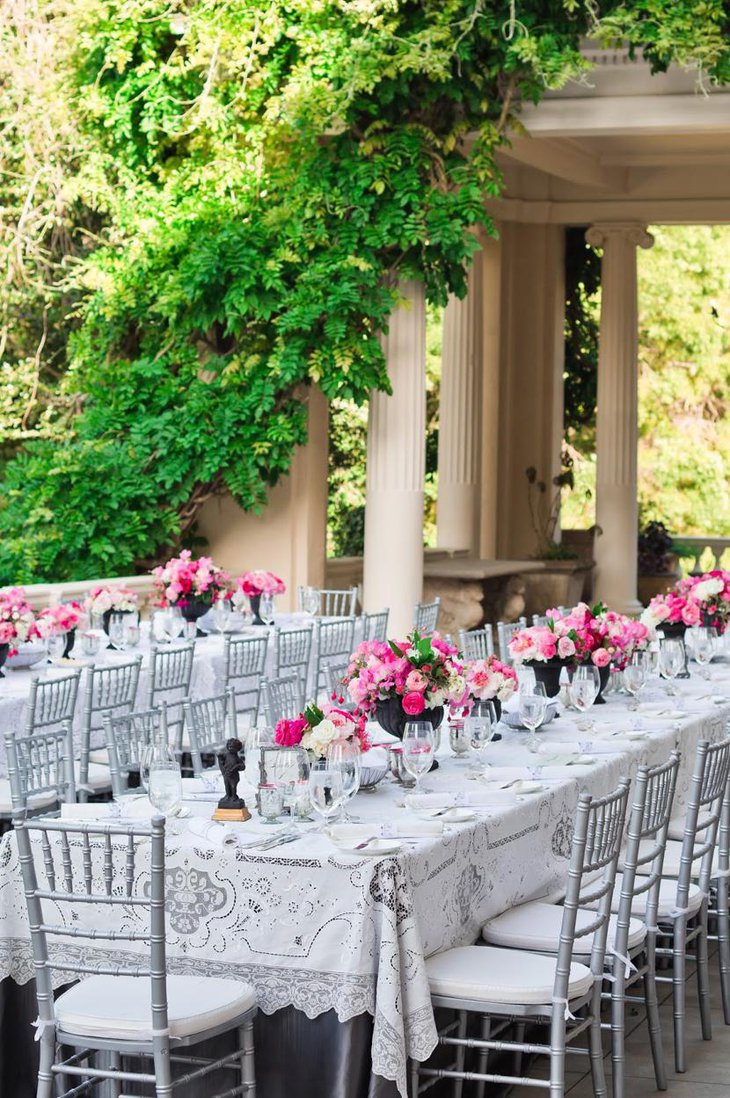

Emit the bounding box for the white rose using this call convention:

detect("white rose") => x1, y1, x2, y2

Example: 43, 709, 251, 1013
310, 719, 338, 752
428, 689, 445, 707
448, 674, 466, 699
693, 578, 723, 602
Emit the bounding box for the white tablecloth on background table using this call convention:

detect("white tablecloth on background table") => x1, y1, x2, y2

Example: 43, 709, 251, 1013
0, 670, 728, 1095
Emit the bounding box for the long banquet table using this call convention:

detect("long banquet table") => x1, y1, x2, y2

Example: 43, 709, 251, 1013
0, 665, 729, 1097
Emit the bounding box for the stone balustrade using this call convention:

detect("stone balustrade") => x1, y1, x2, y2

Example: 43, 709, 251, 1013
679, 536, 730, 575
0, 574, 156, 614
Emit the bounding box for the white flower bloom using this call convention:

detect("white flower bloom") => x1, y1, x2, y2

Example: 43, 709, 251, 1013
693, 578, 723, 603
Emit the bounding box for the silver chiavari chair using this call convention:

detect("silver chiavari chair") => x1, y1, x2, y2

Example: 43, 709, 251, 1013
11, 806, 257, 1098
261, 672, 304, 726
496, 617, 527, 664
532, 613, 549, 627
640, 737, 730, 1071
458, 626, 494, 661
77, 656, 143, 800
145, 642, 195, 750
2, 725, 76, 825
361, 609, 389, 643
318, 586, 358, 617
183, 688, 237, 779
103, 704, 168, 799
415, 780, 630, 1098
25, 670, 82, 735
324, 658, 351, 706
413, 597, 440, 634
312, 617, 356, 697
223, 634, 268, 723
272, 627, 312, 686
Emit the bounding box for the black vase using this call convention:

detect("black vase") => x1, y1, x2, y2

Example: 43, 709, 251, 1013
657, 622, 690, 678
63, 628, 76, 659
523, 659, 571, 698
180, 599, 211, 623
249, 593, 265, 626
374, 697, 444, 740
101, 608, 135, 649
0, 643, 8, 679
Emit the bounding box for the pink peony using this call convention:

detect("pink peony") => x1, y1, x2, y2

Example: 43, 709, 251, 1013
402, 691, 426, 716
405, 669, 428, 692
591, 648, 611, 668
557, 636, 576, 659
274, 717, 307, 747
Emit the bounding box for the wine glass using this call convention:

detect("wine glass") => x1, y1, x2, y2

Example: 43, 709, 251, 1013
569, 665, 600, 731
259, 593, 276, 626
108, 613, 127, 651
123, 619, 141, 648
167, 606, 184, 641
47, 633, 66, 663
518, 681, 547, 754
308, 758, 345, 831
465, 702, 497, 778
213, 599, 232, 634
147, 754, 183, 817
328, 740, 361, 822
659, 638, 684, 694
140, 737, 177, 793
689, 626, 716, 678
301, 586, 321, 616
623, 654, 647, 710
401, 722, 434, 793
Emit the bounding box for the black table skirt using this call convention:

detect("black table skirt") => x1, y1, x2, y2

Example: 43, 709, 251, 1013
0, 976, 400, 1098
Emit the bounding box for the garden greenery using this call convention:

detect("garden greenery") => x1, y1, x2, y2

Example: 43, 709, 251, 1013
1, 0, 729, 581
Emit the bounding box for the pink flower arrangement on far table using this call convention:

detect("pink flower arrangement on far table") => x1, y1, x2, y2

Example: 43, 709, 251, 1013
641, 591, 700, 631
0, 588, 39, 654
343, 630, 467, 718
35, 602, 83, 639
464, 656, 517, 704
675, 571, 730, 634
509, 604, 642, 668
85, 584, 138, 616
238, 570, 286, 598
275, 701, 370, 760
152, 551, 231, 608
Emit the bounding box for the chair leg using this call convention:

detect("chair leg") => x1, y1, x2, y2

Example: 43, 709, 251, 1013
474, 1015, 491, 1098
717, 883, 730, 1024
673, 917, 688, 1073
549, 1008, 566, 1098
643, 950, 667, 1091
410, 1056, 420, 1097
35, 1030, 55, 1098
512, 1020, 527, 1078
611, 971, 626, 1098
452, 1010, 467, 1098
588, 998, 608, 1098
696, 914, 713, 1042
239, 1019, 257, 1095
153, 1038, 173, 1098
108, 1050, 121, 1098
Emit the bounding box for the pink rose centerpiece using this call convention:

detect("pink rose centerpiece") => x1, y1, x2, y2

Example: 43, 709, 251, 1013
237, 570, 286, 625
275, 701, 370, 760
85, 584, 138, 618
676, 571, 730, 635
641, 591, 700, 632
459, 656, 517, 720
36, 602, 84, 657
344, 630, 466, 739
0, 587, 40, 671
152, 551, 231, 624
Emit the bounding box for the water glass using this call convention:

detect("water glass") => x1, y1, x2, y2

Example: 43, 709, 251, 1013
213, 599, 232, 634
623, 654, 647, 709
659, 638, 685, 693
448, 719, 470, 757
124, 620, 141, 648
148, 759, 183, 817
258, 783, 284, 823
259, 594, 276, 626
140, 738, 177, 793
518, 681, 547, 753
690, 627, 716, 677
108, 613, 127, 651
569, 665, 600, 730
464, 705, 497, 777
301, 586, 321, 616
182, 620, 198, 642
401, 722, 434, 792
292, 779, 313, 821
328, 741, 361, 822
47, 633, 66, 663
308, 760, 345, 829
80, 630, 103, 658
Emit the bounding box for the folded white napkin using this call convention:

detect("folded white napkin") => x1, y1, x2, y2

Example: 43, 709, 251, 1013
186, 817, 238, 848
329, 820, 442, 843
538, 739, 629, 756
405, 789, 520, 808
61, 803, 113, 820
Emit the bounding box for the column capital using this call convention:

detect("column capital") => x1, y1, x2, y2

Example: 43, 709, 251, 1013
585, 223, 654, 251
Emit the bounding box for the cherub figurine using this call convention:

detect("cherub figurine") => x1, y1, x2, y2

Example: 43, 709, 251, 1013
216, 737, 247, 809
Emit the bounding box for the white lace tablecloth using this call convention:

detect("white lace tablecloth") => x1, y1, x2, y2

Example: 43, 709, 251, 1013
0, 672, 728, 1095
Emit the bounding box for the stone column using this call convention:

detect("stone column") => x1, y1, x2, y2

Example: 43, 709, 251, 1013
586, 223, 654, 615
478, 233, 502, 559
437, 264, 480, 553
363, 281, 426, 635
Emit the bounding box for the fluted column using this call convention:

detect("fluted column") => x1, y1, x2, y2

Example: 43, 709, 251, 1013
363, 281, 426, 635
437, 263, 480, 552
586, 223, 654, 614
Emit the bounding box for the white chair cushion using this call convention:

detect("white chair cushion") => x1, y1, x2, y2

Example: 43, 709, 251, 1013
667, 812, 713, 842
633, 838, 716, 880
426, 945, 593, 1006
73, 762, 111, 791
0, 780, 57, 815
610, 873, 704, 919
56, 974, 256, 1041
88, 749, 109, 766
482, 901, 646, 955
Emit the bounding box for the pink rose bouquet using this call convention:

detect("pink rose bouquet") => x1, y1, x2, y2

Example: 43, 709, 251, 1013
238, 571, 286, 598
275, 701, 370, 760
464, 656, 517, 704
35, 602, 83, 639
0, 587, 39, 654
344, 630, 467, 718
85, 584, 138, 616
152, 550, 231, 608
508, 611, 586, 665
676, 571, 730, 634
641, 591, 700, 631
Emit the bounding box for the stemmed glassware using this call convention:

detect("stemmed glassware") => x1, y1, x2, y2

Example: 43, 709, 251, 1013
464, 701, 497, 778
108, 613, 127, 651
518, 681, 547, 753
47, 633, 66, 663
689, 626, 716, 678
259, 594, 276, 627
142, 738, 182, 817
623, 654, 647, 710
569, 664, 600, 731
659, 638, 685, 694
212, 599, 232, 635
401, 722, 435, 793
308, 758, 346, 830
328, 741, 361, 822
301, 586, 321, 616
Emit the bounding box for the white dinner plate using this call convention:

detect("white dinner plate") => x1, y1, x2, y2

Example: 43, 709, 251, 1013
334, 838, 402, 856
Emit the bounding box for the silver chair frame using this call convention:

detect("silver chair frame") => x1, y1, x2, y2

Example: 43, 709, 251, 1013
312, 617, 356, 696
145, 642, 195, 750
271, 626, 312, 685
458, 626, 494, 661
261, 672, 304, 726
183, 687, 237, 778
413, 780, 630, 1098
223, 633, 268, 722
361, 609, 389, 643
4, 725, 76, 816
25, 670, 82, 735
12, 804, 257, 1098
77, 656, 142, 799
413, 598, 441, 634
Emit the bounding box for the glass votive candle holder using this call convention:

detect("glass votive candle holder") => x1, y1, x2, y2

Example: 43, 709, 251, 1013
124, 623, 141, 648
449, 721, 470, 757
292, 780, 312, 821
80, 631, 102, 658
183, 621, 198, 642
258, 783, 284, 824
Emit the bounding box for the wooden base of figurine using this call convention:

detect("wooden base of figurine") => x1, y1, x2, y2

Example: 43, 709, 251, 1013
212, 806, 251, 823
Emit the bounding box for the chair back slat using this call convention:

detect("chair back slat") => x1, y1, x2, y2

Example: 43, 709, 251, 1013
319, 587, 358, 617
674, 737, 730, 899
25, 671, 82, 734
223, 634, 268, 720
103, 704, 168, 798
146, 643, 195, 747
262, 672, 304, 726
313, 617, 356, 695
4, 726, 76, 810
361, 609, 389, 642
77, 657, 142, 791
272, 627, 312, 684
458, 626, 494, 661
183, 688, 237, 778
413, 598, 440, 634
